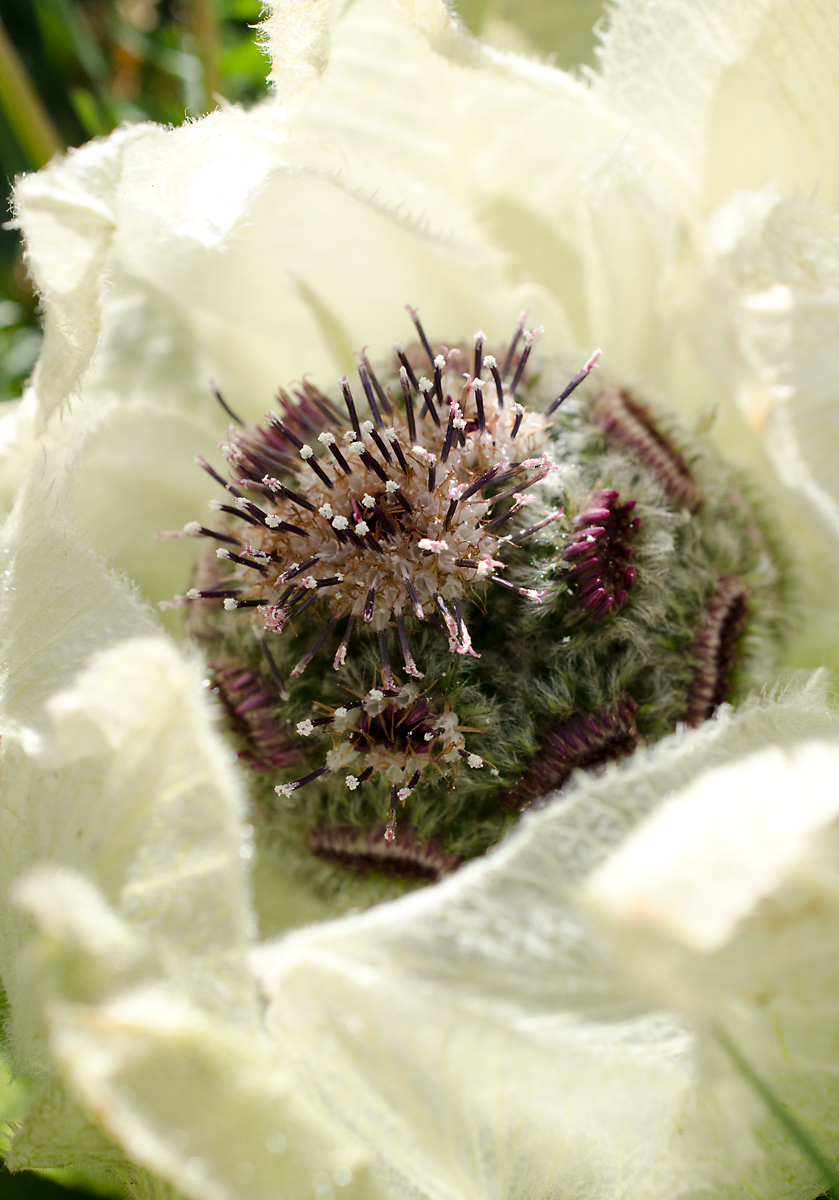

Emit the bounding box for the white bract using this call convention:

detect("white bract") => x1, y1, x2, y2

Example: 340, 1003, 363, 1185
3, 0, 839, 1197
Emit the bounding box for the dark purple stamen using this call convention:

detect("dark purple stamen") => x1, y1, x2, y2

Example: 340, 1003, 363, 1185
358, 362, 384, 429
196, 456, 244, 498
360, 351, 392, 415
324, 440, 352, 476
390, 435, 409, 474
360, 450, 389, 483
255, 630, 287, 698
291, 619, 337, 678
212, 384, 245, 427
340, 377, 362, 438
508, 330, 538, 394
363, 587, 376, 623
486, 358, 504, 409
501, 311, 526, 380
259, 479, 316, 512
507, 511, 563, 544
369, 427, 393, 464
400, 367, 417, 442
377, 629, 394, 690
472, 332, 484, 381
543, 350, 601, 416
405, 305, 436, 367
334, 614, 356, 669
404, 577, 424, 620
395, 348, 420, 392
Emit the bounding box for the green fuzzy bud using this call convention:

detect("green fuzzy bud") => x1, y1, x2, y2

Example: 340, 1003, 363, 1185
166, 314, 789, 912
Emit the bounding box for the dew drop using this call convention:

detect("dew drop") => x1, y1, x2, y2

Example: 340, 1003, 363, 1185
266, 1131, 287, 1155
185, 1156, 211, 1180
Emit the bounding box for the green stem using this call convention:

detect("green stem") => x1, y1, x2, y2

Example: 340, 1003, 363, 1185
190, 0, 222, 109
715, 1025, 839, 1196
0, 15, 63, 169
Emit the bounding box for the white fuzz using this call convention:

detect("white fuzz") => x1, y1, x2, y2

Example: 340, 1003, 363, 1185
318, 502, 334, 519
345, 774, 359, 791
183, 521, 202, 534
332, 515, 349, 530
318, 431, 336, 447
467, 754, 483, 769
296, 719, 315, 737
300, 445, 314, 459
362, 494, 376, 508
216, 548, 231, 559
223, 598, 238, 610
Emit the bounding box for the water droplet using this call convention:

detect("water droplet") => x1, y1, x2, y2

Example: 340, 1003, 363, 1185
333, 1166, 353, 1187
169, 1128, 190, 1153
266, 1131, 287, 1155
233, 1161, 255, 1185
185, 1156, 211, 1180
240, 844, 255, 860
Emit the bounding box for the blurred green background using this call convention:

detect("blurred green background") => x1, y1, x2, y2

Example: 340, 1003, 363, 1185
0, 0, 603, 1195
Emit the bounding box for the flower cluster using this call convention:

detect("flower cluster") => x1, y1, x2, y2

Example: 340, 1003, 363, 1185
164, 311, 787, 898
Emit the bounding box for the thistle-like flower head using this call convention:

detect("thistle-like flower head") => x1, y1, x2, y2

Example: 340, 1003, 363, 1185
164, 310, 787, 893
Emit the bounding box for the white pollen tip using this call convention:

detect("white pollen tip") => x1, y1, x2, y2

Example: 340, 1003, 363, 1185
345, 774, 359, 791
367, 689, 384, 702
585, 348, 602, 372
318, 503, 334, 519
343, 430, 358, 444
332, 515, 349, 530
302, 576, 318, 589
186, 589, 201, 600
512, 403, 524, 415
275, 782, 298, 797
355, 521, 370, 535
467, 754, 483, 769
296, 719, 315, 737
223, 598, 239, 610
397, 788, 411, 802
266, 515, 284, 529
392, 341, 404, 353
418, 538, 448, 552
216, 548, 231, 559
334, 707, 348, 718
183, 521, 202, 535
434, 355, 446, 369
424, 732, 435, 742
482, 354, 497, 368
362, 493, 376, 508
399, 365, 409, 381
419, 377, 433, 392
473, 377, 483, 390
473, 331, 485, 343
209, 499, 224, 511
318, 431, 336, 446
385, 480, 399, 493
360, 420, 374, 435
300, 445, 314, 459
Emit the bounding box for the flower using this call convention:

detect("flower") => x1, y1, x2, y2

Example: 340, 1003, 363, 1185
3, 1, 839, 1199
